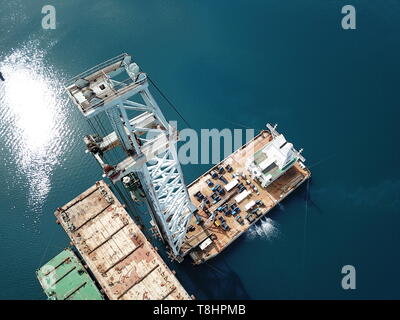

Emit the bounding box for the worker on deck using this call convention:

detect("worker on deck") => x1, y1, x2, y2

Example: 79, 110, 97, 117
0, 71, 4, 81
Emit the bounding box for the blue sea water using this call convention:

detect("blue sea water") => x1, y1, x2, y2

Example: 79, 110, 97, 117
0, 0, 400, 299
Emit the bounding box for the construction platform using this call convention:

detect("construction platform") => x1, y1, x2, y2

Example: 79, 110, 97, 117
55, 180, 191, 300
181, 130, 311, 264
36, 248, 104, 300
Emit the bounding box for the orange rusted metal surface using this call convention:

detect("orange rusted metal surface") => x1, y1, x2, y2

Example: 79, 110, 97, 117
55, 180, 191, 300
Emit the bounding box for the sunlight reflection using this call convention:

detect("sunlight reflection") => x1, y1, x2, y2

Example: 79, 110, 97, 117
0, 42, 68, 211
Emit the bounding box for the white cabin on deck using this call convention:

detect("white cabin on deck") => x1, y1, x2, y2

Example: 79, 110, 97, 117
246, 125, 304, 188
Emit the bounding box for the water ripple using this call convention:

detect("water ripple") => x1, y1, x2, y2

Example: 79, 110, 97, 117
246, 217, 280, 241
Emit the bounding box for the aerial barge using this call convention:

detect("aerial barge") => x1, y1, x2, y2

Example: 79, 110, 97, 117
36, 248, 104, 300
181, 125, 310, 264
39, 180, 191, 300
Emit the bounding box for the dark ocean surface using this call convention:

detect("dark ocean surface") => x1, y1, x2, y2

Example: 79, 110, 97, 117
0, 0, 399, 299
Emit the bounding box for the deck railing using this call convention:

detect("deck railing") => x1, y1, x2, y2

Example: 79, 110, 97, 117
66, 53, 128, 86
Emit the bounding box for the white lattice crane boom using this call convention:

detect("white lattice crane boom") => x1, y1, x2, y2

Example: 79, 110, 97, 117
65, 53, 196, 259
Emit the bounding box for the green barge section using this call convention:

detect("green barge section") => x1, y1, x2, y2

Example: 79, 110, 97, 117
36, 248, 104, 300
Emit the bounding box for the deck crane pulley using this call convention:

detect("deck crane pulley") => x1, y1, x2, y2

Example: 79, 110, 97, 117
65, 53, 196, 260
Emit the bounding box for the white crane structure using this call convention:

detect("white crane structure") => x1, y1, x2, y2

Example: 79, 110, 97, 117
65, 53, 195, 259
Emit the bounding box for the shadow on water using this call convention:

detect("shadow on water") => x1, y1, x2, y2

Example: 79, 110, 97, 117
291, 178, 324, 216
181, 255, 251, 300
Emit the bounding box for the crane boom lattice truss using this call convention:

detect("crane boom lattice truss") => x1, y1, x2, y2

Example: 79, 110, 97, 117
65, 53, 195, 258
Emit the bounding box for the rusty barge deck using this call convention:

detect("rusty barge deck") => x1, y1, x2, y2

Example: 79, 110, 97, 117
181, 130, 311, 264
55, 180, 191, 300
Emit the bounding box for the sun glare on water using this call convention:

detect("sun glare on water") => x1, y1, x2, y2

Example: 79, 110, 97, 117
0, 43, 69, 213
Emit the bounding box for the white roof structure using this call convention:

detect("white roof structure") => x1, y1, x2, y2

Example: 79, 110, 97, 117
246, 130, 300, 188
199, 238, 213, 250
235, 190, 251, 203
245, 200, 256, 211
224, 178, 239, 192
258, 134, 294, 170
